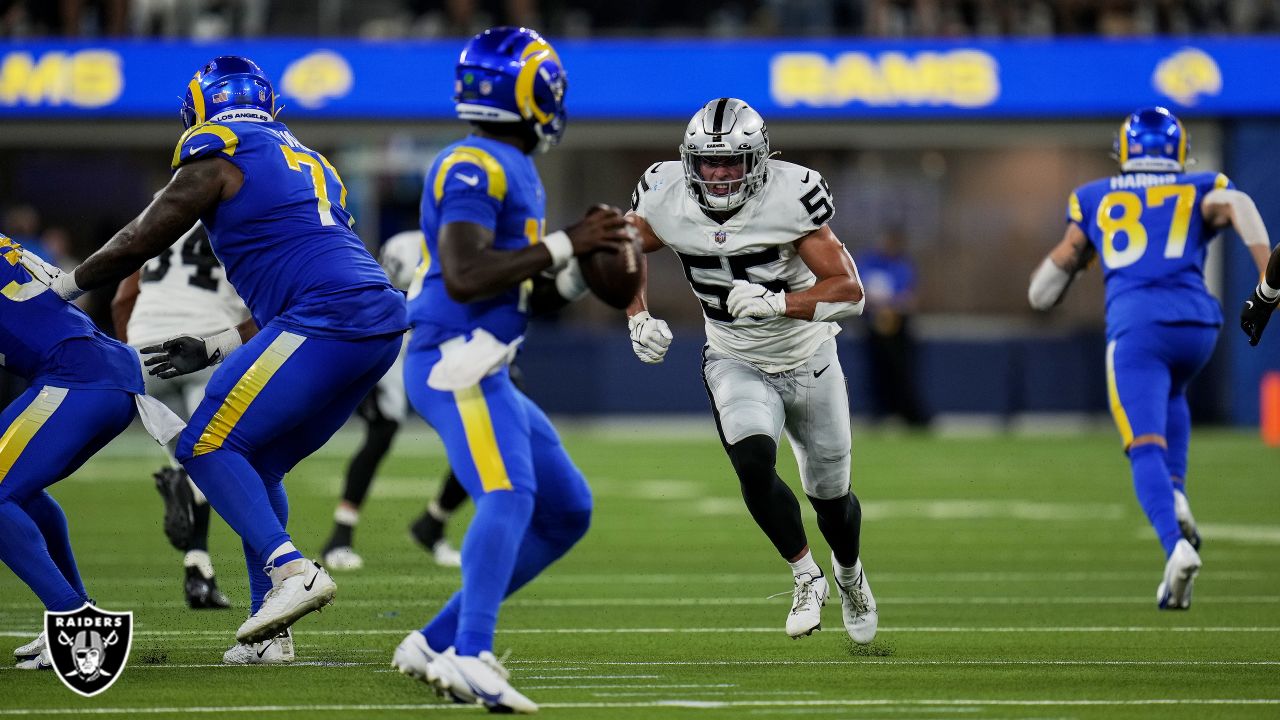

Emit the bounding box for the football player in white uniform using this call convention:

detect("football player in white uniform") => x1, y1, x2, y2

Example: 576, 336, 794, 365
625, 98, 878, 644
112, 222, 249, 612
320, 230, 466, 571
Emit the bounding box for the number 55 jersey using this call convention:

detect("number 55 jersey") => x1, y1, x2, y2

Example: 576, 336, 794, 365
173, 118, 406, 338
1068, 171, 1232, 338
631, 159, 839, 373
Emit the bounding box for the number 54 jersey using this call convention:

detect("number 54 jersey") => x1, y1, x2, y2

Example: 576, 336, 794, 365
631, 159, 840, 373
1068, 171, 1231, 339
173, 118, 406, 339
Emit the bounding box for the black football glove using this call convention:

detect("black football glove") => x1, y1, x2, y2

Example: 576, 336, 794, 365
141, 336, 215, 379
1240, 285, 1279, 347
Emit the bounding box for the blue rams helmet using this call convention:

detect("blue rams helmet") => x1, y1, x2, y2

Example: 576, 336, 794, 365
1114, 106, 1187, 173
454, 27, 567, 153
180, 56, 276, 129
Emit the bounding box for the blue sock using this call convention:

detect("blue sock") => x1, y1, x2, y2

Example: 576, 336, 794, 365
247, 478, 292, 614
422, 509, 589, 651
454, 490, 534, 657
184, 449, 291, 560
0, 500, 83, 611
1130, 443, 1182, 557
21, 491, 87, 603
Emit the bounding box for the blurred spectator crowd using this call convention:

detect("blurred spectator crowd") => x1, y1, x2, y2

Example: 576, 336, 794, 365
3, 0, 1280, 39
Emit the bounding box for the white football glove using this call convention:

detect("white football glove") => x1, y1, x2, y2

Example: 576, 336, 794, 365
628, 311, 673, 364
726, 280, 786, 319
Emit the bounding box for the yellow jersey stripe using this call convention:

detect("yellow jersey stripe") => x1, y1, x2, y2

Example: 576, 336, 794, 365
171, 123, 240, 169
1105, 340, 1135, 448
432, 147, 507, 203
0, 386, 68, 482
1067, 192, 1083, 223
193, 332, 305, 456
452, 385, 512, 493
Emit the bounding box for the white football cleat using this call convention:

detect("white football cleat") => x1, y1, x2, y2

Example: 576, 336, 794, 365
428, 648, 537, 714
1173, 489, 1202, 551
322, 546, 365, 571
15, 645, 51, 670
432, 540, 462, 568
13, 631, 44, 659
223, 629, 295, 665
785, 571, 829, 638
391, 631, 441, 683
1157, 538, 1202, 610
236, 559, 335, 644
832, 554, 878, 645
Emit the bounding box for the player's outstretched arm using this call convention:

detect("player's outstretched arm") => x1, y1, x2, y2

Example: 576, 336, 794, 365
1204, 188, 1271, 275
622, 212, 672, 363
141, 317, 259, 379
110, 270, 141, 342
728, 225, 862, 322
439, 206, 631, 303
57, 159, 238, 300
1029, 223, 1095, 311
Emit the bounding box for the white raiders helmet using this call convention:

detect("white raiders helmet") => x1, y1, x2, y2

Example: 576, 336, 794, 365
679, 98, 770, 212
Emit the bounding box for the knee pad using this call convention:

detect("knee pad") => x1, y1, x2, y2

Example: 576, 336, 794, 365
726, 435, 778, 489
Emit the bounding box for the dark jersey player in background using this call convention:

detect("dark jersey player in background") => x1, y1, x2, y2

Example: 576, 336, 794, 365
41, 57, 408, 659
1029, 106, 1270, 612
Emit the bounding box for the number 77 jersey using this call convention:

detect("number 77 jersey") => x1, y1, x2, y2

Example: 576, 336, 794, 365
631, 159, 840, 373
172, 118, 405, 340
1068, 170, 1232, 338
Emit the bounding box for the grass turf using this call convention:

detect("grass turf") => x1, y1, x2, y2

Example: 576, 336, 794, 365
0, 424, 1277, 718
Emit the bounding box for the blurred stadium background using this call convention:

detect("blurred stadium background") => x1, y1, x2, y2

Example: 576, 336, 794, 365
1, 0, 1279, 428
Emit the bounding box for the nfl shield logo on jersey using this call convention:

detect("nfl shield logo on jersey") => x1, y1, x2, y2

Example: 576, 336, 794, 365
45, 604, 133, 697
713, 230, 728, 245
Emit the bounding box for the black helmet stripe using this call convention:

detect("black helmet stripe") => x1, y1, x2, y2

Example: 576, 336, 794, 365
711, 97, 730, 134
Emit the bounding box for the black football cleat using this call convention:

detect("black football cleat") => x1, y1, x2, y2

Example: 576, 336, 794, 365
185, 566, 232, 609
154, 467, 195, 551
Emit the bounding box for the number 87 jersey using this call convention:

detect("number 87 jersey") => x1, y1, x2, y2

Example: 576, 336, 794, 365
1068, 170, 1232, 337
632, 159, 841, 373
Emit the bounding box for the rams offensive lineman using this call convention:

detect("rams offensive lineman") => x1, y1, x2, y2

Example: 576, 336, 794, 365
388, 27, 628, 714
41, 57, 408, 656
1030, 106, 1271, 610
113, 222, 249, 612
626, 98, 878, 645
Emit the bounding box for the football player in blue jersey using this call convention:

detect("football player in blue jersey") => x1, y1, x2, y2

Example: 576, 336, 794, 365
387, 27, 631, 713
1030, 107, 1271, 610
0, 234, 179, 670
41, 57, 409, 654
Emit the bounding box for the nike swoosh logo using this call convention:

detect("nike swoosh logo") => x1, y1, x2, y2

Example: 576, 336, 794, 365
802, 171, 810, 183
256, 640, 274, 658
1247, 301, 1255, 309
814, 364, 830, 378
303, 572, 318, 591
189, 144, 210, 156
455, 173, 480, 187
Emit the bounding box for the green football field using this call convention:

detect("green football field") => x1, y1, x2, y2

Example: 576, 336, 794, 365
1, 423, 1278, 718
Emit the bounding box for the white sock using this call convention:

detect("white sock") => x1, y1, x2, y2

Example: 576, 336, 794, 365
266, 542, 300, 568
831, 554, 861, 587
427, 500, 451, 523
183, 549, 214, 579
334, 505, 359, 526
1262, 279, 1280, 301
787, 549, 822, 579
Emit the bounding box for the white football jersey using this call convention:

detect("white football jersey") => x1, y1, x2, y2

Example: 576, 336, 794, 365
632, 159, 840, 373
127, 224, 251, 349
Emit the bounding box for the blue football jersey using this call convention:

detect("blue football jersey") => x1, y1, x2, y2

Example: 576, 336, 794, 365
172, 119, 406, 339
0, 236, 142, 392
1067, 171, 1232, 337
408, 135, 545, 348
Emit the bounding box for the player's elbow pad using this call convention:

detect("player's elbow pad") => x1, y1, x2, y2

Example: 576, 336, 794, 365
1205, 189, 1271, 248
813, 297, 864, 322
1028, 257, 1072, 311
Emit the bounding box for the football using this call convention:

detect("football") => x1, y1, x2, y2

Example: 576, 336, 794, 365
580, 221, 643, 310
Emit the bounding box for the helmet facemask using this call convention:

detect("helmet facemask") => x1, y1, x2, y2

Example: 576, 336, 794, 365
680, 98, 770, 212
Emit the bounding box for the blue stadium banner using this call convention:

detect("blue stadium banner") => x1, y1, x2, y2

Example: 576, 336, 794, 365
0, 38, 1274, 120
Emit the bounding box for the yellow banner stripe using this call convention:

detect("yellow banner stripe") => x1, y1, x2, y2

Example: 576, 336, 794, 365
452, 385, 512, 493
0, 386, 68, 482
193, 332, 305, 456
432, 147, 507, 203
1105, 340, 1134, 448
